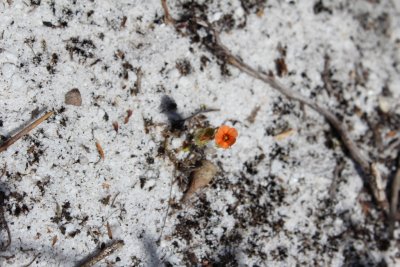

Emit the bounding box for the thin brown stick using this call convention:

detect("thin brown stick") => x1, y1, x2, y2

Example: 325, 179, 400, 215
183, 108, 220, 121
0, 254, 15, 260
161, 0, 174, 25
160, 0, 389, 212
0, 111, 54, 153
22, 253, 40, 267
110, 192, 120, 208
76, 240, 124, 267
322, 54, 334, 96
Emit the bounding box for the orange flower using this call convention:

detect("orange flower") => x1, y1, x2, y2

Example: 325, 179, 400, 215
215, 125, 238, 149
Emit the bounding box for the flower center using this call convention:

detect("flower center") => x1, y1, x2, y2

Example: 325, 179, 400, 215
223, 134, 230, 141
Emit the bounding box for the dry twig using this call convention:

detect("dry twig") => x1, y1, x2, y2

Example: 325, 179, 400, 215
110, 192, 120, 208
389, 155, 400, 237
184, 108, 220, 121
76, 240, 124, 267
161, 0, 389, 212
22, 253, 40, 267
0, 254, 15, 260
0, 111, 54, 153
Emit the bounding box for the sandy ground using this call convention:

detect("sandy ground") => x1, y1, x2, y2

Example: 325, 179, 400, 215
0, 0, 400, 266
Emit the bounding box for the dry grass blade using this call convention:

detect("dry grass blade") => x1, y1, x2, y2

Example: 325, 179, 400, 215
389, 156, 400, 238
76, 240, 124, 267
22, 253, 40, 267
274, 128, 296, 141
0, 111, 54, 153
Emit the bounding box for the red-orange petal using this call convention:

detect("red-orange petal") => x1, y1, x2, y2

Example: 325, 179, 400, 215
227, 127, 238, 138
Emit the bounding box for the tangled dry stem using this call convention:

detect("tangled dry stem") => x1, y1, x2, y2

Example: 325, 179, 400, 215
160, 1, 390, 213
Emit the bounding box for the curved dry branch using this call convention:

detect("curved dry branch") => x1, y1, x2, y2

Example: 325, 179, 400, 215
160, 1, 389, 212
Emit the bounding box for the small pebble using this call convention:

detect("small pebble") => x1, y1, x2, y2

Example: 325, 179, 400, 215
378, 96, 391, 113
65, 88, 82, 106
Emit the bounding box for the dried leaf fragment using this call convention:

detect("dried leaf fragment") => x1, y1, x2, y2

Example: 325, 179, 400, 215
194, 128, 215, 146
256, 9, 264, 17
275, 58, 288, 77
182, 160, 218, 202
112, 121, 119, 133
77, 240, 124, 267
124, 109, 133, 124
274, 128, 296, 141
65, 88, 82, 106
102, 182, 110, 189
51, 235, 58, 247
96, 141, 105, 160
386, 130, 397, 138
35, 232, 41, 240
